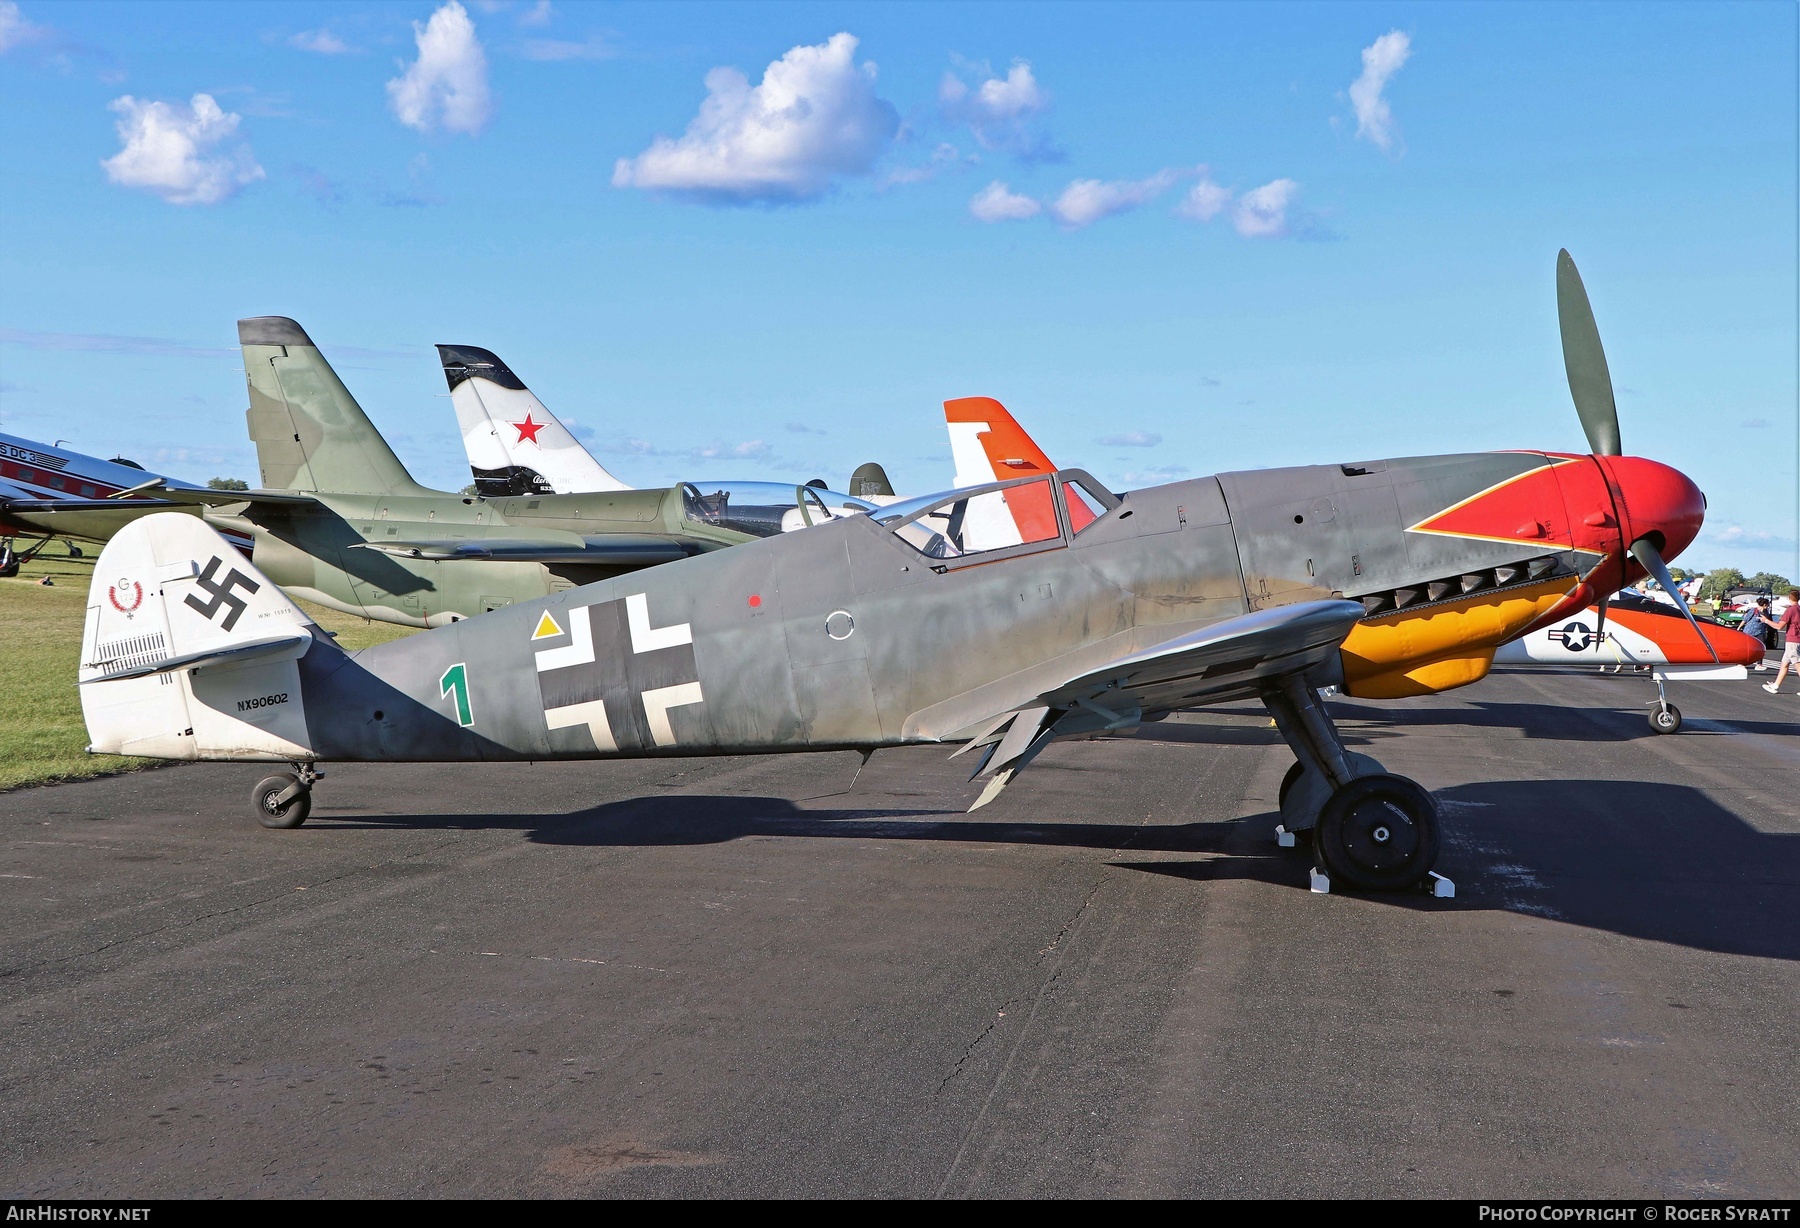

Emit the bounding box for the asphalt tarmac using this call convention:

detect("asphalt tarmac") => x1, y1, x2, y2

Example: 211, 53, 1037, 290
2, 665, 1796, 1198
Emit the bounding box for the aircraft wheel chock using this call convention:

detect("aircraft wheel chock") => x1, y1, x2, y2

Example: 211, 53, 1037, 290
252, 774, 311, 829
1313, 774, 1439, 892
1649, 705, 1682, 735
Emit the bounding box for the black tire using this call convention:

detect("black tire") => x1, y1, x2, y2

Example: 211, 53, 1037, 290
1278, 760, 1306, 810
1649, 705, 1682, 735
1314, 774, 1439, 892
252, 774, 311, 828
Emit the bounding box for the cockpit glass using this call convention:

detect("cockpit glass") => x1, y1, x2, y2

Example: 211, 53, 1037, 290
681, 481, 873, 538
884, 477, 1062, 560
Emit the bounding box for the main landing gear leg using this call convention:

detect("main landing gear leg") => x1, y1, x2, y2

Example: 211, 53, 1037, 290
251, 762, 324, 829
1262, 677, 1441, 893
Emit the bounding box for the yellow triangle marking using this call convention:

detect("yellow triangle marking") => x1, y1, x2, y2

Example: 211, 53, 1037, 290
532, 610, 564, 641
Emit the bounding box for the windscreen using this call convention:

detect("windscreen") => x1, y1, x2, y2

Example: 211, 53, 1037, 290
682, 481, 874, 538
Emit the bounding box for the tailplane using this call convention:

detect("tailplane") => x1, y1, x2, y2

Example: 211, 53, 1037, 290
437, 344, 631, 497
240, 316, 431, 495
80, 512, 334, 761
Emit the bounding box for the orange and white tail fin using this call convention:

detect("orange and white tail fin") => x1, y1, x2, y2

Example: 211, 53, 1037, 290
943, 397, 1096, 534
945, 397, 1058, 487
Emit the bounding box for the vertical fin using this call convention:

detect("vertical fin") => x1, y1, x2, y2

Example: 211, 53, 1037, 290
436, 344, 632, 497
239, 317, 430, 495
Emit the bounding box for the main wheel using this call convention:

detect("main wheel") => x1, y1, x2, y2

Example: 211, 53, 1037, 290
1313, 774, 1439, 892
252, 774, 311, 828
1649, 704, 1682, 735
1278, 761, 1306, 810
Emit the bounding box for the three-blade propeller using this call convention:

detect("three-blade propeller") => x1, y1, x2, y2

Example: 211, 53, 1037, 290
1558, 250, 1714, 661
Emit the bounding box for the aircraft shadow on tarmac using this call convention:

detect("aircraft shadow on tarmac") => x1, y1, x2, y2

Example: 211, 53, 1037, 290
1331, 700, 1794, 743
334, 778, 1796, 963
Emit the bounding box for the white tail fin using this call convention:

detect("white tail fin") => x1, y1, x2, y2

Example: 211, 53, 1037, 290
436, 344, 631, 497
80, 513, 325, 761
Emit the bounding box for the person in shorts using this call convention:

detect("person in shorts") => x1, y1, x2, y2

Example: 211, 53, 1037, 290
1762, 589, 1800, 694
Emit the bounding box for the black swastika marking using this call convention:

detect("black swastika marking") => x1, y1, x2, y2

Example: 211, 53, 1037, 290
184, 556, 261, 632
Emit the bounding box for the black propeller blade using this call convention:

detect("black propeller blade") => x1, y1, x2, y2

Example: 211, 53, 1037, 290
1629, 537, 1719, 664
1557, 249, 1623, 457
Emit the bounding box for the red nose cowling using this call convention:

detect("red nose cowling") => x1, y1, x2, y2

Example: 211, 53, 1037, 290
1596, 456, 1707, 576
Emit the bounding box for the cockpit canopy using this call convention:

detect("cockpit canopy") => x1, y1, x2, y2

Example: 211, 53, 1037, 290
874, 471, 1117, 566
682, 481, 876, 539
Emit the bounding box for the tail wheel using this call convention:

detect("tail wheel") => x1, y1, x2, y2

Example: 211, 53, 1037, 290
1314, 774, 1439, 892
252, 774, 311, 829
1649, 705, 1682, 735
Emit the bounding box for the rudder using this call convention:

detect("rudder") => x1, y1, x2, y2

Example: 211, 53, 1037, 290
80, 512, 336, 761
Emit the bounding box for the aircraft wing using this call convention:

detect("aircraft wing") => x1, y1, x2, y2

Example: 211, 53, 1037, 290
349, 535, 690, 566
949, 599, 1364, 809
155, 488, 324, 509
1040, 600, 1362, 713
1, 494, 191, 514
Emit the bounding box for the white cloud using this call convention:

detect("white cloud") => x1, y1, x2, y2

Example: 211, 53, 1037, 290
969, 180, 1040, 222
289, 28, 352, 54
1349, 30, 1410, 153
1100, 431, 1162, 448
520, 34, 610, 62
1175, 176, 1231, 222
519, 0, 553, 26
100, 94, 264, 206
885, 142, 965, 187
1705, 525, 1798, 554
387, 1, 492, 136
1233, 178, 1298, 237
0, 1, 42, 53
1120, 464, 1190, 485
941, 60, 1056, 158
613, 33, 899, 202
1048, 170, 1179, 228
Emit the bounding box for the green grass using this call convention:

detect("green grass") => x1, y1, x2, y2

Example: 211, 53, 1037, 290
0, 547, 418, 792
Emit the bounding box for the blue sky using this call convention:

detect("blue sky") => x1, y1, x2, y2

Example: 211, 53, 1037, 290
1, 0, 1794, 575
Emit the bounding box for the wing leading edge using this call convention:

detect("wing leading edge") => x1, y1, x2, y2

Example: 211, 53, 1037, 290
950, 599, 1363, 810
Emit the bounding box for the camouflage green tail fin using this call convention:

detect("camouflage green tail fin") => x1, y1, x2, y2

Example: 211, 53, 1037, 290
239, 317, 432, 495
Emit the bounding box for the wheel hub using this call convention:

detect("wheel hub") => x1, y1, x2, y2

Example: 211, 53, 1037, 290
1339, 798, 1418, 873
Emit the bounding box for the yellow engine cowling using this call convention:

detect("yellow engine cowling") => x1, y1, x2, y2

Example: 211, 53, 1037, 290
1339, 577, 1574, 699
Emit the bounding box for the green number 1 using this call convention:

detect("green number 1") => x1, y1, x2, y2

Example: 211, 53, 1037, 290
439, 662, 474, 727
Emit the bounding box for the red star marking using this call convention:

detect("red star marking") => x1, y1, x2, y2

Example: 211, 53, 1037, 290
511, 413, 545, 445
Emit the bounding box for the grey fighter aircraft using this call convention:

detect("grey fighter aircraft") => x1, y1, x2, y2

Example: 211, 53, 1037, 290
74, 252, 1713, 894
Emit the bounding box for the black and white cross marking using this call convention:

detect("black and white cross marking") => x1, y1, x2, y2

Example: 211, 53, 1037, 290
184, 556, 261, 632
534, 594, 703, 751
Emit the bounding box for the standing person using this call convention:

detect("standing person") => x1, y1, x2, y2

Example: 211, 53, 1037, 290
1745, 598, 1779, 670
1762, 588, 1800, 694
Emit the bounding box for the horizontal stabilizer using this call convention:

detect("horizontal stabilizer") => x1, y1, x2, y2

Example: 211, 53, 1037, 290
157, 488, 322, 509
350, 536, 689, 566
85, 631, 312, 683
